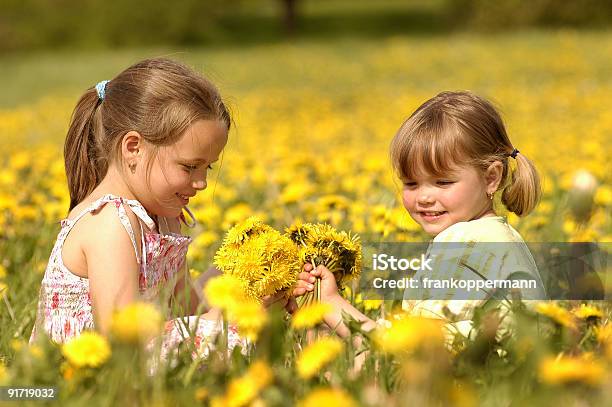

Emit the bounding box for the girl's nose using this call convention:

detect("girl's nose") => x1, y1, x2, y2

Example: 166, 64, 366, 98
416, 189, 435, 205
192, 179, 206, 190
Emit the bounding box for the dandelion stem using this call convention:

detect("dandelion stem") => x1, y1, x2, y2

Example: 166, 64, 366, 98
3, 294, 15, 322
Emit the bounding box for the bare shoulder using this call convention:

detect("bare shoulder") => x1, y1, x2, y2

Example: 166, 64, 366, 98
62, 201, 144, 278
84, 202, 142, 261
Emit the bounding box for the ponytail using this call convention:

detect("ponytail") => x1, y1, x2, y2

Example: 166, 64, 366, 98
64, 89, 107, 211
501, 152, 541, 216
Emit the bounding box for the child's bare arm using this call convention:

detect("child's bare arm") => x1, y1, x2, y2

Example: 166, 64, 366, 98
82, 205, 140, 335
299, 264, 377, 337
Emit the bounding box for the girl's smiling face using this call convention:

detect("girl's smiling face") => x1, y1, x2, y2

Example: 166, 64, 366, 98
401, 164, 498, 236
134, 119, 228, 218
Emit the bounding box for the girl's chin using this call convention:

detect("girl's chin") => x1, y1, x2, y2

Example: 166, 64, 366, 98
423, 227, 444, 236
420, 221, 451, 236
152, 204, 183, 219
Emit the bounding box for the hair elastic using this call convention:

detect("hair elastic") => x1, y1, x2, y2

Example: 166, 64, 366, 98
95, 80, 110, 101
509, 148, 520, 159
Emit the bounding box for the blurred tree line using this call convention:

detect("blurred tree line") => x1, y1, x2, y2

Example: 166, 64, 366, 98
1, 0, 611, 53
0, 0, 245, 52
451, 0, 612, 30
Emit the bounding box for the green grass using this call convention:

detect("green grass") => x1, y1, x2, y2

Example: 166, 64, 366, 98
1, 27, 612, 110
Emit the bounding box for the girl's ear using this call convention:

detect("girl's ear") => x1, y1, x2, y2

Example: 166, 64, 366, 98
485, 161, 504, 194
121, 131, 144, 162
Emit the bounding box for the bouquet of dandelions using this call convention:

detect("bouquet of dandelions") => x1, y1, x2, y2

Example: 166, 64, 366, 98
286, 221, 362, 307
214, 217, 301, 302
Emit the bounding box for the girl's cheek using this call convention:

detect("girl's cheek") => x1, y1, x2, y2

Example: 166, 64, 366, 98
401, 190, 413, 211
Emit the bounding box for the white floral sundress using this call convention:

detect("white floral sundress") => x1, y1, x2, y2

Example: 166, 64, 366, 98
30, 194, 245, 360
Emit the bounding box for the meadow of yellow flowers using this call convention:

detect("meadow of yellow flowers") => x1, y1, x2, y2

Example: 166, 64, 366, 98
0, 30, 611, 405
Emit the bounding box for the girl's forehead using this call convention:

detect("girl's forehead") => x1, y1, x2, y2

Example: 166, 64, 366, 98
170, 120, 228, 159
406, 163, 476, 179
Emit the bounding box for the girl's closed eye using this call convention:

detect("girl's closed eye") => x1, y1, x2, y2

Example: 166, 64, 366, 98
403, 181, 418, 188
436, 180, 455, 186
182, 164, 213, 171
182, 164, 198, 171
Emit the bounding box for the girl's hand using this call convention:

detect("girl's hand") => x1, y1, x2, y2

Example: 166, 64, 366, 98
292, 271, 316, 297
261, 290, 289, 309
262, 290, 299, 314
298, 263, 376, 338
300, 263, 341, 303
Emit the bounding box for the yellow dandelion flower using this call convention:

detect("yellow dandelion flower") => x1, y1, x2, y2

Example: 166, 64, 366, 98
281, 181, 314, 204
29, 345, 43, 359
373, 316, 445, 354
222, 203, 255, 230
0, 264, 6, 278
194, 387, 209, 402
9, 151, 30, 170
10, 339, 24, 352
62, 332, 111, 368
225, 376, 258, 407
14, 205, 38, 221
204, 274, 248, 312
247, 360, 274, 389
219, 360, 273, 407
594, 185, 612, 206
189, 268, 202, 280
363, 299, 383, 311
573, 304, 604, 320
223, 216, 271, 246
539, 355, 605, 386
110, 302, 163, 344
0, 281, 7, 300
60, 361, 75, 381
291, 302, 332, 329
562, 219, 576, 235
535, 302, 577, 329
296, 337, 344, 379
210, 396, 226, 407
193, 231, 218, 249
290, 222, 362, 289
317, 195, 350, 211
286, 221, 315, 245
240, 231, 299, 299
298, 387, 357, 407
228, 300, 268, 342
0, 363, 7, 384
595, 324, 612, 343
216, 225, 300, 301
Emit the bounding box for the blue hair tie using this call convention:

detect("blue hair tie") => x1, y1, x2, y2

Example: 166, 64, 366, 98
509, 148, 519, 159
95, 80, 110, 101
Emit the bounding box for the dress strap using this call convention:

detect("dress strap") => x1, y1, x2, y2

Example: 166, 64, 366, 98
59, 194, 156, 266
92, 194, 156, 265
60, 203, 101, 230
